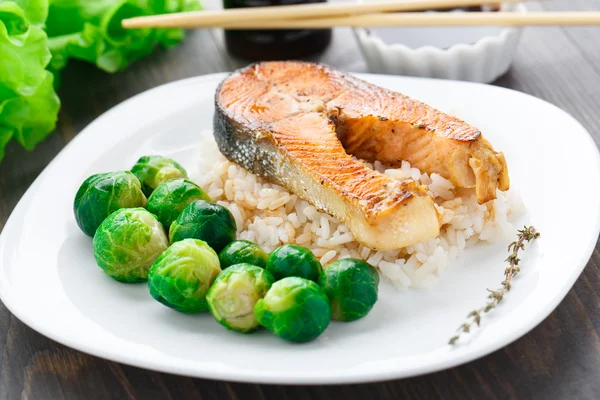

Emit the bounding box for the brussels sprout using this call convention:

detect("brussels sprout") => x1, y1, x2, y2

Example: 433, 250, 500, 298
93, 208, 169, 282
219, 240, 268, 269
254, 277, 331, 343
266, 244, 322, 282
206, 263, 274, 332
148, 239, 222, 313
169, 200, 237, 252
146, 179, 211, 230
318, 258, 379, 322
74, 171, 147, 237
131, 155, 188, 196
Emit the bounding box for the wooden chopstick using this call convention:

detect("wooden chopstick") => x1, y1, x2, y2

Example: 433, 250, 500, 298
192, 11, 600, 29
122, 0, 523, 29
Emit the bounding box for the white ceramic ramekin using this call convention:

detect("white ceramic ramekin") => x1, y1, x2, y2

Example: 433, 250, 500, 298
353, 2, 527, 83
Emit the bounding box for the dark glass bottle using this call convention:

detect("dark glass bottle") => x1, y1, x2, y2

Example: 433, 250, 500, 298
223, 0, 332, 61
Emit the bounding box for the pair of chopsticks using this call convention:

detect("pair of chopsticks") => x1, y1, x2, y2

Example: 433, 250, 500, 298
121, 0, 600, 29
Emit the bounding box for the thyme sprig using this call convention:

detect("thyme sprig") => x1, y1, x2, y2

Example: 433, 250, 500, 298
449, 226, 540, 345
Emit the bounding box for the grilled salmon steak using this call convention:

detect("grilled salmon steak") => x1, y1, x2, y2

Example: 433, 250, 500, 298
214, 61, 509, 250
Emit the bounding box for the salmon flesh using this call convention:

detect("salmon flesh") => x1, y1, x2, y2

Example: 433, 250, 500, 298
213, 61, 509, 251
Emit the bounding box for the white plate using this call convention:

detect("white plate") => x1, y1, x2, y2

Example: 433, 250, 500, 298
1, 73, 599, 385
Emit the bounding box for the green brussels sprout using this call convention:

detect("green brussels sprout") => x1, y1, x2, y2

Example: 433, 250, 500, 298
131, 155, 188, 197
169, 200, 237, 252
146, 179, 211, 230
148, 239, 222, 313
318, 258, 380, 322
254, 277, 331, 343
266, 244, 322, 282
93, 208, 169, 283
206, 263, 274, 332
219, 240, 268, 269
74, 171, 147, 237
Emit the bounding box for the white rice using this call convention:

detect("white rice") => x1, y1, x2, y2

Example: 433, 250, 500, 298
190, 139, 525, 289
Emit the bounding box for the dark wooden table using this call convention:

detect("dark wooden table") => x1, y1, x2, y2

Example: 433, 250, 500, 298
2, 1, 600, 398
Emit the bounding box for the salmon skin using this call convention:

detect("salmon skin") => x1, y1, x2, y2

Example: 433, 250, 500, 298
214, 61, 509, 251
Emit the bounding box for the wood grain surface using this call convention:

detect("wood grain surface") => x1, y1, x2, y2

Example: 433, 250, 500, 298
1, 1, 600, 399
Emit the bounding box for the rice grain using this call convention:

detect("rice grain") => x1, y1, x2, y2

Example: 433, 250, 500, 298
190, 138, 523, 289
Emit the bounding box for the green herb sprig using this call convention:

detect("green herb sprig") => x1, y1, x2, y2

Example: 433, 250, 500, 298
449, 226, 540, 345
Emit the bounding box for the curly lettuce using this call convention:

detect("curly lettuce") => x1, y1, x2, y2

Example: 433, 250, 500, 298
0, 0, 200, 163
0, 0, 60, 162
46, 0, 202, 74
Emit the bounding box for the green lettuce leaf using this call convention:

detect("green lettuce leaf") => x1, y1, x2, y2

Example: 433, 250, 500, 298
0, 0, 199, 163
0, 0, 60, 162
46, 0, 202, 74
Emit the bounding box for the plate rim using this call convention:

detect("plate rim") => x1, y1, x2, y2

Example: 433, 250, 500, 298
1, 72, 600, 385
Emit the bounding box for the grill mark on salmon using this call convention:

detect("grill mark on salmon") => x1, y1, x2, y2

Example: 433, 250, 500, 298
214, 61, 509, 250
